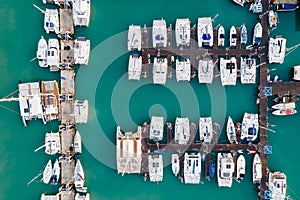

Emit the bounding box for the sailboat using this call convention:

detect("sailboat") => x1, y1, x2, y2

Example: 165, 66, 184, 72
74, 159, 85, 191
43, 160, 53, 184
236, 155, 246, 182
74, 131, 82, 154
226, 117, 237, 144
50, 159, 60, 185
252, 22, 262, 45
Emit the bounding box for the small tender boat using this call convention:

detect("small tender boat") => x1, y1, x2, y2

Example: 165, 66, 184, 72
226, 117, 237, 144
74, 131, 82, 154
171, 154, 180, 177
43, 160, 53, 184
218, 25, 225, 47
240, 24, 247, 45
268, 171, 287, 200
236, 155, 246, 182
74, 159, 85, 191
252, 153, 262, 184
229, 26, 237, 47
294, 65, 300, 81
274, 3, 299, 12
272, 102, 296, 110
268, 10, 279, 27
50, 159, 60, 185
249, 0, 262, 13
36, 36, 48, 67
272, 108, 297, 116
252, 22, 262, 45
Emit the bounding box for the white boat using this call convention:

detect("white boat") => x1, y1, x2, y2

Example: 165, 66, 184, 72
127, 25, 141, 51
184, 152, 201, 184
152, 19, 167, 48
128, 54, 142, 81
232, 0, 246, 6
75, 193, 90, 200
272, 102, 296, 110
272, 108, 297, 116
220, 57, 237, 86
293, 65, 300, 81
197, 17, 213, 47
74, 100, 88, 124
149, 116, 164, 142
236, 155, 246, 182
45, 132, 61, 155
72, 0, 91, 27
74, 131, 82, 154
229, 26, 237, 47
198, 58, 214, 84
44, 9, 59, 34
43, 160, 53, 184
240, 57, 256, 84
47, 39, 60, 71
268, 171, 287, 200
37, 36, 48, 67
218, 25, 225, 47
217, 152, 234, 187
269, 10, 279, 27
249, 0, 262, 13
226, 117, 237, 144
240, 24, 247, 45
240, 112, 259, 141
50, 159, 60, 185
199, 117, 213, 144
171, 154, 180, 177
153, 57, 168, 85
148, 154, 163, 182
74, 37, 90, 65
268, 37, 286, 64
74, 159, 85, 191
174, 117, 190, 145
175, 59, 191, 81
41, 193, 59, 200
175, 18, 190, 47
252, 22, 262, 45
252, 153, 262, 184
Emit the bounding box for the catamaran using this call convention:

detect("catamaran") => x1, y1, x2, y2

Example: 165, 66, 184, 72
50, 159, 60, 185
217, 152, 234, 187
252, 153, 262, 184
236, 154, 246, 182
43, 160, 53, 184
174, 117, 190, 145
197, 17, 213, 47
74, 131, 82, 154
74, 159, 85, 192
74, 100, 88, 124
268, 171, 287, 200
128, 54, 142, 81
199, 117, 213, 144
226, 117, 237, 144
198, 58, 214, 84
252, 22, 262, 45
268, 36, 286, 64
148, 154, 163, 182
184, 152, 201, 184
220, 57, 237, 86
37, 36, 48, 67
152, 19, 167, 48
240, 57, 256, 84
269, 10, 279, 27
218, 25, 225, 47
45, 132, 61, 155
240, 112, 259, 141
127, 25, 141, 51
44, 9, 59, 34
153, 57, 168, 85
175, 18, 190, 47
240, 24, 247, 45
229, 26, 237, 47
74, 37, 90, 65
175, 59, 191, 81
72, 0, 91, 27
47, 39, 60, 71
149, 116, 164, 142
171, 154, 180, 177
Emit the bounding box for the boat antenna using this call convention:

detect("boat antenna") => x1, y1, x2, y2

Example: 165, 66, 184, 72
33, 4, 45, 14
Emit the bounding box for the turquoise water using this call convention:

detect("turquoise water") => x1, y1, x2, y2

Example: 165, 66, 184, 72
0, 0, 300, 199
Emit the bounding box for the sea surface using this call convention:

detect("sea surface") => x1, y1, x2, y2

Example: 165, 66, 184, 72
0, 0, 300, 199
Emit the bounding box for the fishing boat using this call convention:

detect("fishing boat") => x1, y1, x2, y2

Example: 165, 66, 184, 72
44, 9, 59, 34
171, 154, 180, 177
252, 22, 262, 45
226, 117, 237, 144
45, 132, 61, 155
268, 171, 287, 200
220, 57, 237, 86
294, 65, 300, 81
240, 57, 256, 84
43, 160, 53, 184
152, 19, 167, 48
175, 18, 190, 47
274, 3, 299, 12
272, 102, 296, 110
240, 112, 259, 141
148, 154, 163, 182
268, 10, 279, 27
240, 24, 247, 45
153, 57, 168, 85
272, 108, 297, 116
232, 0, 246, 6
149, 116, 164, 142
128, 54, 142, 81
36, 36, 48, 67
197, 17, 213, 47
74, 131, 82, 154
199, 117, 213, 144
229, 26, 237, 47
47, 39, 60, 71
72, 0, 91, 27
217, 152, 234, 187
218, 25, 225, 47
252, 153, 262, 184
198, 58, 214, 84
174, 117, 190, 145
184, 152, 201, 184
236, 155, 246, 182
74, 37, 90, 65
74, 159, 85, 191
249, 0, 262, 13
50, 159, 60, 185
210, 162, 215, 178
268, 36, 286, 64
127, 25, 141, 51
75, 193, 90, 200
175, 59, 191, 81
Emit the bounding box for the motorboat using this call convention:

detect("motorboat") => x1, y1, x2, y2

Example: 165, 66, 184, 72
45, 132, 61, 155
149, 116, 164, 142
217, 152, 234, 187
268, 10, 279, 27
50, 159, 60, 185
252, 22, 262, 45
229, 26, 237, 47
72, 0, 91, 27
47, 39, 60, 71
171, 154, 180, 177
272, 108, 297, 116
44, 9, 59, 34
175, 18, 190, 47
197, 17, 213, 47
148, 154, 163, 182
226, 116, 237, 144
152, 19, 167, 48
249, 0, 262, 13
198, 58, 214, 84
236, 155, 246, 182
153, 57, 168, 85
36, 36, 48, 67
43, 160, 53, 184
220, 57, 237, 86
232, 0, 246, 6
240, 24, 247, 45
75, 193, 90, 200
272, 102, 296, 110
268, 171, 287, 200
199, 117, 213, 144
252, 153, 262, 184
128, 54, 142, 81
74, 131, 82, 154
240, 112, 259, 141
127, 25, 141, 51
218, 25, 225, 47
240, 57, 256, 84
184, 152, 201, 184
74, 159, 85, 191
174, 117, 190, 145
294, 65, 300, 81
268, 37, 286, 64
74, 37, 90, 65
274, 3, 299, 12
175, 59, 191, 81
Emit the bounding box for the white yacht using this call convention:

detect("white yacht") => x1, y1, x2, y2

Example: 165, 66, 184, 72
199, 117, 213, 144
226, 117, 237, 144
74, 159, 85, 191
153, 57, 168, 85
175, 59, 191, 81
252, 153, 262, 184
72, 0, 91, 27
236, 155, 246, 182
252, 22, 262, 45
171, 154, 180, 177
232, 0, 246, 6
47, 39, 60, 71
240, 57, 256, 84
198, 58, 214, 84
75, 193, 90, 200
74, 131, 82, 154
229, 26, 237, 47
218, 25, 225, 47
45, 132, 61, 155
50, 159, 60, 185
184, 152, 201, 184
152, 19, 167, 48
128, 54, 142, 81
240, 24, 247, 45
268, 37, 286, 64
293, 65, 300, 81
148, 154, 163, 182
74, 100, 88, 124
220, 57, 237, 86
149, 116, 164, 142
272, 108, 297, 116
269, 10, 279, 27
217, 152, 234, 187
240, 113, 259, 141
197, 17, 213, 47
44, 9, 59, 34
174, 117, 190, 145
74, 37, 90, 65
127, 25, 141, 51
272, 102, 296, 110
43, 160, 53, 184
37, 36, 48, 67
268, 171, 287, 200
175, 18, 190, 47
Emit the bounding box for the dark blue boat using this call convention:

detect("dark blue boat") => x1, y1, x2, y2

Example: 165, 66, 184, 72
210, 162, 215, 177
274, 4, 298, 12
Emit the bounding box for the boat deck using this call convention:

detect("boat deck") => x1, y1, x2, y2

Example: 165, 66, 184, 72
59, 8, 74, 35
60, 39, 74, 65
